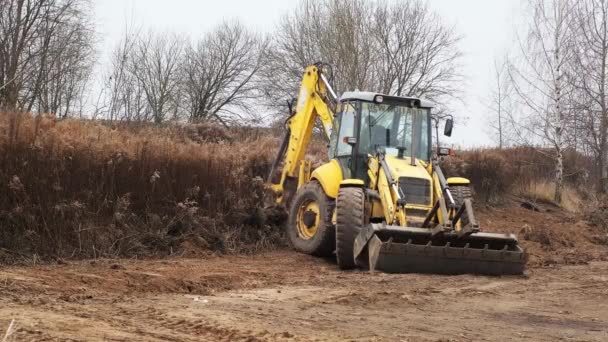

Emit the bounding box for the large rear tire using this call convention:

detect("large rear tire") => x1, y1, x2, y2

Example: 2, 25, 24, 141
336, 187, 366, 270
451, 185, 473, 205
287, 181, 335, 256
451, 185, 473, 223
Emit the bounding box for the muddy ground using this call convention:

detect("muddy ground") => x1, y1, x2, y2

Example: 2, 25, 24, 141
0, 253, 607, 342
0, 203, 607, 341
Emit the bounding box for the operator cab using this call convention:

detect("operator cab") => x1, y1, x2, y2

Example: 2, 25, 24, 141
329, 91, 434, 179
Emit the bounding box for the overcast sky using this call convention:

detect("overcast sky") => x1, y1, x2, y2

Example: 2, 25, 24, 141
94, 0, 524, 147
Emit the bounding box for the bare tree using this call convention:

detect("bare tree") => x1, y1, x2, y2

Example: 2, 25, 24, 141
0, 0, 50, 110
0, 0, 94, 114
261, 0, 461, 120
370, 0, 462, 103
102, 27, 148, 122
27, 0, 95, 117
569, 0, 608, 193
130, 32, 184, 123
260, 0, 375, 114
508, 0, 576, 203
486, 58, 515, 149
181, 21, 266, 125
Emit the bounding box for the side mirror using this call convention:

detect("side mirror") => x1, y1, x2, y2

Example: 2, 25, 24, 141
343, 136, 357, 146
444, 118, 454, 137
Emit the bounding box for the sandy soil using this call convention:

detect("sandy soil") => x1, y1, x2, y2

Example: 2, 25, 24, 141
0, 251, 607, 342
0, 202, 607, 341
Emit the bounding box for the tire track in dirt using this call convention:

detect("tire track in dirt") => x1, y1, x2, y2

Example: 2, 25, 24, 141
0, 252, 607, 341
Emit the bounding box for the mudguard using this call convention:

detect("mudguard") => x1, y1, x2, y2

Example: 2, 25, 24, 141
311, 160, 343, 198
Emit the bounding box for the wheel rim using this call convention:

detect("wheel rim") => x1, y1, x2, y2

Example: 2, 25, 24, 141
296, 200, 320, 240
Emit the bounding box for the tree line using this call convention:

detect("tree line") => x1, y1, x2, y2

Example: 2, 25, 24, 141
487, 0, 608, 198
0, 0, 461, 124
0, 0, 94, 117
1, 0, 607, 198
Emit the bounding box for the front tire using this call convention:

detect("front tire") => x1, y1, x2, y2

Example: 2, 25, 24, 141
336, 187, 366, 270
287, 181, 335, 256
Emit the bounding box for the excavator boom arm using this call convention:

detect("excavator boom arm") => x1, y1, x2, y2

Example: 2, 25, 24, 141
268, 64, 337, 203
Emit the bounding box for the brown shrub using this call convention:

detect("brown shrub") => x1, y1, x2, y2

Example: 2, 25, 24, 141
441, 150, 512, 204
1, 112, 597, 262
0, 113, 286, 262
442, 147, 593, 206
587, 195, 608, 231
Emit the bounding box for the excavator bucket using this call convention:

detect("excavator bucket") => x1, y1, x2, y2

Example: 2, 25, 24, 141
353, 224, 526, 275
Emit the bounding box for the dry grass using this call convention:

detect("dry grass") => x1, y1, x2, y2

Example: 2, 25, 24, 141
0, 113, 288, 262
586, 195, 608, 232
442, 147, 594, 209
0, 113, 599, 263
1, 319, 15, 342
517, 180, 583, 213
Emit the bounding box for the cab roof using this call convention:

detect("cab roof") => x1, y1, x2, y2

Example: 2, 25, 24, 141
339, 91, 434, 108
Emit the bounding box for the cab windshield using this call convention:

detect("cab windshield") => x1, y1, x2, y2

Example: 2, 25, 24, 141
360, 102, 430, 160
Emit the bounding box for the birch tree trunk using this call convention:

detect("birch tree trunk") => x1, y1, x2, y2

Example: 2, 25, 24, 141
506, 0, 574, 204
570, 0, 608, 194
553, 2, 565, 203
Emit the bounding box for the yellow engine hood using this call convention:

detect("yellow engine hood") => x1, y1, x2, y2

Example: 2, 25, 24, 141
384, 155, 432, 208
384, 155, 431, 182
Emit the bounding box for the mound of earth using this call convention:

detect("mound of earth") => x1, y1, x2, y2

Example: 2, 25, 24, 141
477, 198, 608, 267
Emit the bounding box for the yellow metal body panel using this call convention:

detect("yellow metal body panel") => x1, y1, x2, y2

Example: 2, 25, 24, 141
447, 177, 470, 185
366, 157, 385, 220
432, 170, 445, 223
370, 198, 384, 219
367, 154, 436, 225
377, 165, 396, 224
384, 156, 432, 188
311, 159, 343, 199
340, 179, 364, 187
367, 157, 380, 190
298, 160, 312, 189
384, 155, 433, 209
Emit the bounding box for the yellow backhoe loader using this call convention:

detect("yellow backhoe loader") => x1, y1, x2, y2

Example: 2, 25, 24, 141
268, 63, 526, 275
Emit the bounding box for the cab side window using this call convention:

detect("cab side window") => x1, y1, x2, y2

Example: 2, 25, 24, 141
335, 102, 356, 157
328, 104, 342, 159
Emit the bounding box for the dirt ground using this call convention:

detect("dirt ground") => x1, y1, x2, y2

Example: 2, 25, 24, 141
0, 251, 607, 342
0, 203, 607, 342
477, 201, 608, 267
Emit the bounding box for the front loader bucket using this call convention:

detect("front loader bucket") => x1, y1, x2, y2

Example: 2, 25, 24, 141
354, 224, 526, 275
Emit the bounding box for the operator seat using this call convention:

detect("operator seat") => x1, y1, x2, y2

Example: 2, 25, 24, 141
372, 124, 388, 149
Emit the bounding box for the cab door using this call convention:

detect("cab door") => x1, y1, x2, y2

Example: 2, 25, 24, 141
328, 101, 358, 179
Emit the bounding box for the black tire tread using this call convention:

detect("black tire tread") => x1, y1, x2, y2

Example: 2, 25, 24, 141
450, 185, 473, 223
451, 185, 472, 207
336, 187, 366, 270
